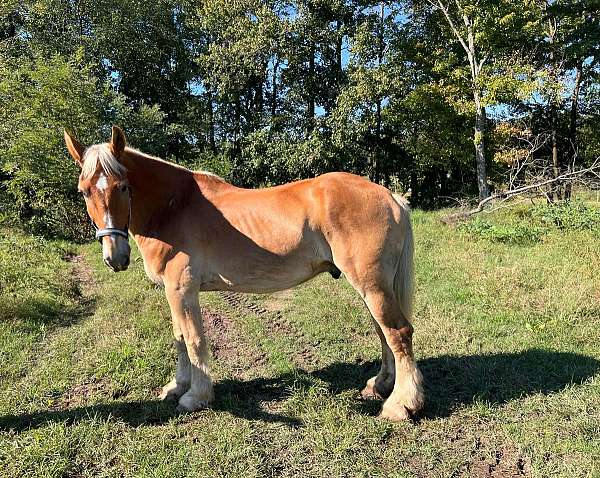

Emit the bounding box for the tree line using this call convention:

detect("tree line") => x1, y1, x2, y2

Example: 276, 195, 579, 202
1, 0, 599, 239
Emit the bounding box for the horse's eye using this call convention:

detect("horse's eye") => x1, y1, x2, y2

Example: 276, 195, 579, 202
118, 184, 129, 193
80, 189, 90, 198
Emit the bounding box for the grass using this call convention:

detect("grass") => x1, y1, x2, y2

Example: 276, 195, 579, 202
1, 199, 599, 477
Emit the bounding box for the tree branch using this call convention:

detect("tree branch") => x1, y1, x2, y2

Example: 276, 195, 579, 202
427, 0, 471, 58
442, 159, 600, 223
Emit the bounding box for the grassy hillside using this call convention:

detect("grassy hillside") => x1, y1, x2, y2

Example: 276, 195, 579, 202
1, 201, 599, 477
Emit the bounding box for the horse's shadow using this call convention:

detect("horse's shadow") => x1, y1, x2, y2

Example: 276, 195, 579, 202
1, 349, 597, 431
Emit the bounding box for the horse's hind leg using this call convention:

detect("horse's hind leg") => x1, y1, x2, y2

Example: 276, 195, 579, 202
361, 318, 395, 400
159, 317, 191, 401
363, 289, 424, 420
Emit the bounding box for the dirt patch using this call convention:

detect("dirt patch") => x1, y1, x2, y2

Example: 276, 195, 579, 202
50, 377, 115, 410
472, 447, 530, 478
64, 252, 96, 297
202, 307, 267, 371
263, 289, 294, 312
218, 291, 320, 369
219, 291, 273, 317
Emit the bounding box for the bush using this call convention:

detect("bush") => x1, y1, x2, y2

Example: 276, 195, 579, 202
0, 50, 167, 241
458, 218, 544, 245
530, 201, 600, 232
459, 200, 600, 245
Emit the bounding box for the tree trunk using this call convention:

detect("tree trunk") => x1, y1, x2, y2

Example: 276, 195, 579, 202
551, 106, 560, 201
568, 63, 582, 162
234, 96, 241, 160
373, 2, 385, 184
255, 78, 264, 114
466, 13, 489, 201
473, 90, 489, 200
566, 63, 583, 200
207, 92, 216, 152
307, 41, 315, 134
546, 14, 562, 201
335, 20, 343, 73
271, 57, 279, 118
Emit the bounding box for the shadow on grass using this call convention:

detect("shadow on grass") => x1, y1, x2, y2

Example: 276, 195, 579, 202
1, 348, 597, 431
418, 348, 600, 418
0, 295, 96, 330
317, 348, 600, 418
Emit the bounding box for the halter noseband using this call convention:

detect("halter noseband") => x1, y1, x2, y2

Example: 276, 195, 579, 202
93, 188, 132, 244
95, 227, 129, 242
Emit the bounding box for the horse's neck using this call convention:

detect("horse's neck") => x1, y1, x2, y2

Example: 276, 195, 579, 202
123, 150, 196, 237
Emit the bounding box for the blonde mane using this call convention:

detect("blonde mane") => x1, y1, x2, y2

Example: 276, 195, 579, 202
81, 143, 224, 182
81, 144, 126, 179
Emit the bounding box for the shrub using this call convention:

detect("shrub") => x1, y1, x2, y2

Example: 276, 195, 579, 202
0, 50, 167, 241
459, 200, 600, 245
458, 218, 544, 245
530, 201, 600, 232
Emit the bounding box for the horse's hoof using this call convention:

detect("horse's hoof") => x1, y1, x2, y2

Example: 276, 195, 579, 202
360, 378, 383, 400
360, 376, 393, 400
176, 390, 211, 413
379, 402, 411, 421
379, 388, 424, 421
159, 379, 188, 401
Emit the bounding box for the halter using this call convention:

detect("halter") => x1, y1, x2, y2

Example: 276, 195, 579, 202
92, 188, 132, 244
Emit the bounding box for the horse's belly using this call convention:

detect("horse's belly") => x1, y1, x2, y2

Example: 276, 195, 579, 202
198, 254, 332, 293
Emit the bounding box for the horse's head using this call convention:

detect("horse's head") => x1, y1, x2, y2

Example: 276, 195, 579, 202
64, 126, 131, 272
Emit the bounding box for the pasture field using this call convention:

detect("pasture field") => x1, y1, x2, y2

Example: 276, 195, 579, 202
1, 201, 599, 477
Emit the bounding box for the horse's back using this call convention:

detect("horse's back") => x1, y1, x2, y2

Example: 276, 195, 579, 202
188, 171, 408, 293
306, 172, 408, 237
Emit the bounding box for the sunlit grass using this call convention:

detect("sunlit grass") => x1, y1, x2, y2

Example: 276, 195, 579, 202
1, 200, 599, 477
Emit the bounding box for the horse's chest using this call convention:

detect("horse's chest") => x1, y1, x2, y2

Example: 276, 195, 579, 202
143, 260, 164, 287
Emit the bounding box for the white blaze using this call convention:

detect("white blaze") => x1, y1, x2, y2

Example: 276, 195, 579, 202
96, 173, 109, 192
103, 212, 114, 228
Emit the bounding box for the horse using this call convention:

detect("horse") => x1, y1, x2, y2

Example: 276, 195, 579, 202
64, 126, 424, 421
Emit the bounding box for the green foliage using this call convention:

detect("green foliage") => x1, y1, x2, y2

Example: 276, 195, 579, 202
0, 51, 103, 240
459, 200, 600, 244
0, 50, 167, 240
235, 129, 339, 186
530, 201, 600, 232
458, 218, 544, 245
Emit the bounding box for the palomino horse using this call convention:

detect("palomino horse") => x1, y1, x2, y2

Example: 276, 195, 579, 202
64, 126, 424, 421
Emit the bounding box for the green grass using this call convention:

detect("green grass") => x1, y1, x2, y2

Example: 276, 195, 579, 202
1, 200, 599, 477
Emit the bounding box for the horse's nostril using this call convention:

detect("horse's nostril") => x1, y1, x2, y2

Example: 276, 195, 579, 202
104, 257, 117, 272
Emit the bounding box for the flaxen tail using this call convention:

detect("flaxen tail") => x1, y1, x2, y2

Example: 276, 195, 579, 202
392, 194, 414, 322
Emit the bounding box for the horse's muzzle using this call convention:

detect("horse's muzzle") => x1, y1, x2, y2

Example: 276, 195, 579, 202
104, 254, 130, 272
102, 237, 131, 272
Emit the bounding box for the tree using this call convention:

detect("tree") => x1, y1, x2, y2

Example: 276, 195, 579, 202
0, 50, 165, 239
411, 0, 535, 200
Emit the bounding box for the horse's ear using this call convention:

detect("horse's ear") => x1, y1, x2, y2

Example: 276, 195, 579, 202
64, 130, 85, 167
109, 125, 126, 158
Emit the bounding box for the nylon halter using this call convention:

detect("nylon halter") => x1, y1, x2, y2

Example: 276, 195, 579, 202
92, 187, 132, 244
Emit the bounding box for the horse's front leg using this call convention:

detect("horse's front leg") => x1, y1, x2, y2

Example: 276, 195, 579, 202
164, 284, 213, 412
159, 316, 191, 401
